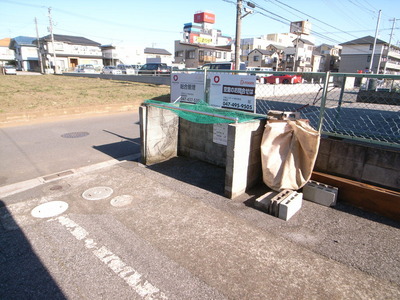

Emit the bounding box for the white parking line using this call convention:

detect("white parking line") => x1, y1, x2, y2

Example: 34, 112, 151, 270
51, 216, 167, 299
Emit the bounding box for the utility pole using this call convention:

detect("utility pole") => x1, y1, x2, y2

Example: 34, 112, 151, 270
234, 0, 242, 71
368, 9, 381, 73
293, 34, 300, 72
48, 7, 57, 73
234, 1, 254, 70
383, 18, 399, 74
35, 17, 44, 74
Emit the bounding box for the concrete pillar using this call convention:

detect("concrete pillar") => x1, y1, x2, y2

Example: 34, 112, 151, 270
225, 119, 266, 199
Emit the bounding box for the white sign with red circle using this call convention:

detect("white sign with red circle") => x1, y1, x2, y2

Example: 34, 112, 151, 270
170, 73, 205, 104
209, 74, 256, 112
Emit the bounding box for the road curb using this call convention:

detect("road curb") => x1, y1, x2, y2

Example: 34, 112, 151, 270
0, 154, 140, 198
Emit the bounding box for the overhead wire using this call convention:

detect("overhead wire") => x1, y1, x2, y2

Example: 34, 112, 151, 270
261, 0, 365, 44
243, 0, 387, 55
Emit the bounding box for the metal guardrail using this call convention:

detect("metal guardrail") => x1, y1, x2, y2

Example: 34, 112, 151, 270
173, 69, 400, 148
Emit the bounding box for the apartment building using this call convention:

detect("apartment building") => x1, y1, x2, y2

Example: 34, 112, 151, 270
174, 41, 232, 68
339, 35, 400, 74
174, 11, 233, 68
240, 33, 297, 64
314, 43, 341, 72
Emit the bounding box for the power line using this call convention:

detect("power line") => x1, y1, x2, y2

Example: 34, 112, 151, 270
243, 0, 388, 56
270, 0, 362, 40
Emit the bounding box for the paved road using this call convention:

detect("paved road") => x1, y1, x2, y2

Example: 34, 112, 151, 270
0, 110, 399, 299
1, 158, 399, 299
0, 112, 140, 187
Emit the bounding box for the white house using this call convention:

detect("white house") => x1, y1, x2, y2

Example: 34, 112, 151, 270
9, 36, 39, 71
101, 44, 146, 66
39, 34, 103, 72
0, 38, 15, 66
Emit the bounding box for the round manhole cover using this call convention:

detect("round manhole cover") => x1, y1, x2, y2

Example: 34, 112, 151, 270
61, 132, 89, 138
82, 187, 113, 201
110, 195, 134, 207
31, 201, 69, 218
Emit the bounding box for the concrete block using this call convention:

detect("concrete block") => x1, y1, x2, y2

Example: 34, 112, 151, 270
270, 190, 292, 217
278, 191, 303, 221
303, 180, 338, 207
254, 191, 279, 212
255, 190, 302, 221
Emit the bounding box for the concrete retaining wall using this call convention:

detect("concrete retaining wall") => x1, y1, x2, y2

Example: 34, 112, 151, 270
140, 105, 266, 198
178, 119, 227, 167
314, 138, 400, 191
140, 104, 399, 199
61, 73, 171, 86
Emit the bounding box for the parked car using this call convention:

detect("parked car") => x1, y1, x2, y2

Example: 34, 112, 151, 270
76, 64, 96, 73
246, 67, 273, 80
138, 63, 170, 75
102, 66, 122, 75
201, 62, 246, 70
117, 64, 136, 74
1, 65, 17, 75
263, 74, 302, 84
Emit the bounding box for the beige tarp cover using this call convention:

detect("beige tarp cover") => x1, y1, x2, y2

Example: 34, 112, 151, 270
261, 120, 320, 191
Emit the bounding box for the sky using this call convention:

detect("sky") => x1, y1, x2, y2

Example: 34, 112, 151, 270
1, 0, 399, 53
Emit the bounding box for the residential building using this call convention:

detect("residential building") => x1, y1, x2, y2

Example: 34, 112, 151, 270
0, 38, 15, 66
247, 49, 280, 70
174, 11, 233, 68
240, 37, 273, 63
282, 38, 315, 72
240, 34, 294, 64
144, 48, 173, 65
174, 41, 232, 68
314, 44, 341, 72
38, 34, 102, 72
339, 35, 400, 74
9, 36, 39, 71
101, 44, 145, 66
266, 32, 303, 46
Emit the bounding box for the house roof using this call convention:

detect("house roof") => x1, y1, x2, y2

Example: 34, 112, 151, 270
295, 38, 314, 45
9, 36, 37, 49
250, 49, 274, 56
268, 44, 286, 51
11, 36, 36, 45
0, 38, 11, 47
340, 35, 387, 46
41, 34, 101, 46
144, 47, 172, 55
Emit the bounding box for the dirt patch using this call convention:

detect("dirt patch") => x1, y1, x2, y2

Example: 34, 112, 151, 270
0, 75, 170, 125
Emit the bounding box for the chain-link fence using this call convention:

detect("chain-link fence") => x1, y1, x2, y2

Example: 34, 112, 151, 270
254, 71, 400, 148
172, 69, 400, 148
